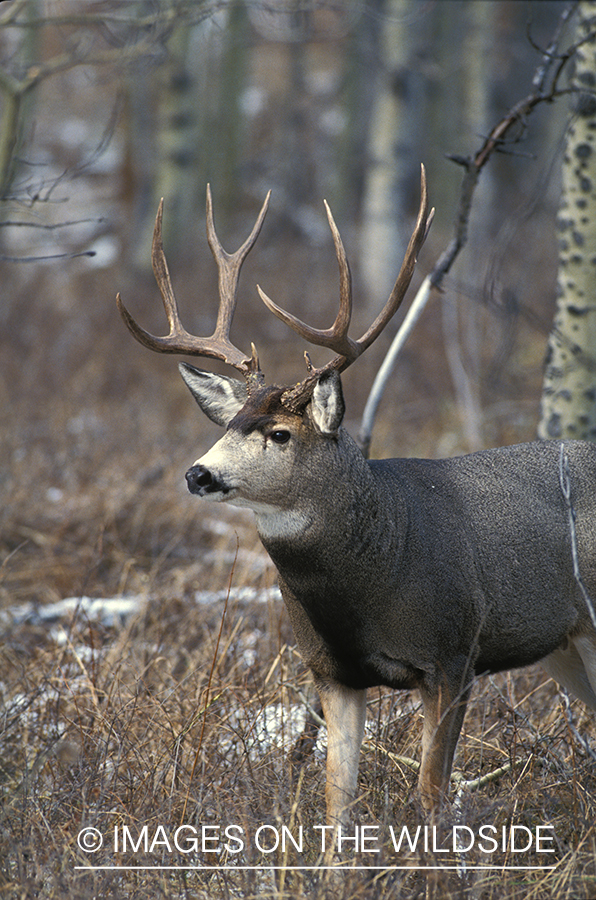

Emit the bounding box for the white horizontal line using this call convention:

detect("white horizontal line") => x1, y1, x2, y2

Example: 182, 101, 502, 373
75, 864, 558, 872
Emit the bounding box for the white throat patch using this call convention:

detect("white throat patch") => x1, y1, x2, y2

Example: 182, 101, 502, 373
255, 508, 311, 541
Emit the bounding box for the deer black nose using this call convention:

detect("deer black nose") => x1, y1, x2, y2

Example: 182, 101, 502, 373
185, 464, 217, 495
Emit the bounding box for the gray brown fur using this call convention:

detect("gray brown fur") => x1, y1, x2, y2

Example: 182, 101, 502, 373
180, 364, 596, 822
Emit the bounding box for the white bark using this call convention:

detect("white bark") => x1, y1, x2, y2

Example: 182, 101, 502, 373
539, 2, 596, 441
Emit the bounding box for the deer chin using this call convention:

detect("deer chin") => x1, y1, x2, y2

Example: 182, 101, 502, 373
196, 485, 309, 538
196, 485, 231, 502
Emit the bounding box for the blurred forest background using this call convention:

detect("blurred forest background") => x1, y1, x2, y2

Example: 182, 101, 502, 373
2, 2, 596, 899
0, 0, 574, 462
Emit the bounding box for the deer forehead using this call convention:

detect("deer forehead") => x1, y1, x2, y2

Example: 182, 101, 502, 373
227, 387, 307, 437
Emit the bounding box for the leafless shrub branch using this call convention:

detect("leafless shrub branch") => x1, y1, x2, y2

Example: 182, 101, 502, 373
358, 1, 590, 457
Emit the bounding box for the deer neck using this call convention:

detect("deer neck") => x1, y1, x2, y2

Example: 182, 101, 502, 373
254, 429, 403, 556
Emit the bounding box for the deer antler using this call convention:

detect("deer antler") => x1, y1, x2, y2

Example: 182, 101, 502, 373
116, 186, 271, 388
258, 165, 433, 410
119, 174, 431, 410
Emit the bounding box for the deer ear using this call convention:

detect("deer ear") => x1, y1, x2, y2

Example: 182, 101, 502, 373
310, 370, 345, 435
179, 362, 247, 427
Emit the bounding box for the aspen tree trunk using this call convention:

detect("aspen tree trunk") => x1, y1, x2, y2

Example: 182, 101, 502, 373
0, 0, 39, 198
359, 0, 425, 306
132, 22, 202, 266
129, 2, 247, 268
211, 1, 248, 216
334, 3, 380, 220
538, 2, 596, 441
441, 0, 495, 452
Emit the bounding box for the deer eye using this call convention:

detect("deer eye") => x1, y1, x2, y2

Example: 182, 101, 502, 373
269, 429, 291, 445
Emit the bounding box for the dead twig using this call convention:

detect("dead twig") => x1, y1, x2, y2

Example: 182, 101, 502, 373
358, 2, 588, 457
179, 537, 238, 824
558, 444, 596, 632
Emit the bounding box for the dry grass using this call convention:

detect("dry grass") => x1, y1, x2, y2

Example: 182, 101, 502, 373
1, 254, 595, 900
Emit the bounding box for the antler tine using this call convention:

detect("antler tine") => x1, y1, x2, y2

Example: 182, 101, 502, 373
116, 200, 197, 357
150, 198, 183, 333
280, 164, 433, 411
117, 191, 271, 382
356, 164, 433, 355
206, 185, 271, 346
257, 198, 357, 361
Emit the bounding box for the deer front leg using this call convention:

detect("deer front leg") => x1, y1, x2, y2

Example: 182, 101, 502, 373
418, 678, 473, 817
315, 677, 367, 826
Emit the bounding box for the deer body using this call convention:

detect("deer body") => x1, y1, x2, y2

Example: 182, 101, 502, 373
117, 173, 596, 824
182, 368, 596, 819
264, 439, 583, 687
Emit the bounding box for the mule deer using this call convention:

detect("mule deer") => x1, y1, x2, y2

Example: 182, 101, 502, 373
118, 169, 596, 825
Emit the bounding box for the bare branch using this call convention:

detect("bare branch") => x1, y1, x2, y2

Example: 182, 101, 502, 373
558, 444, 596, 631
358, 2, 590, 457
0, 217, 105, 229
0, 250, 96, 263
431, 3, 586, 290
560, 689, 596, 763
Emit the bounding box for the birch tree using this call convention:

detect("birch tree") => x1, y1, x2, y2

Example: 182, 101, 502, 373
539, 1, 596, 441
359, 0, 426, 306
